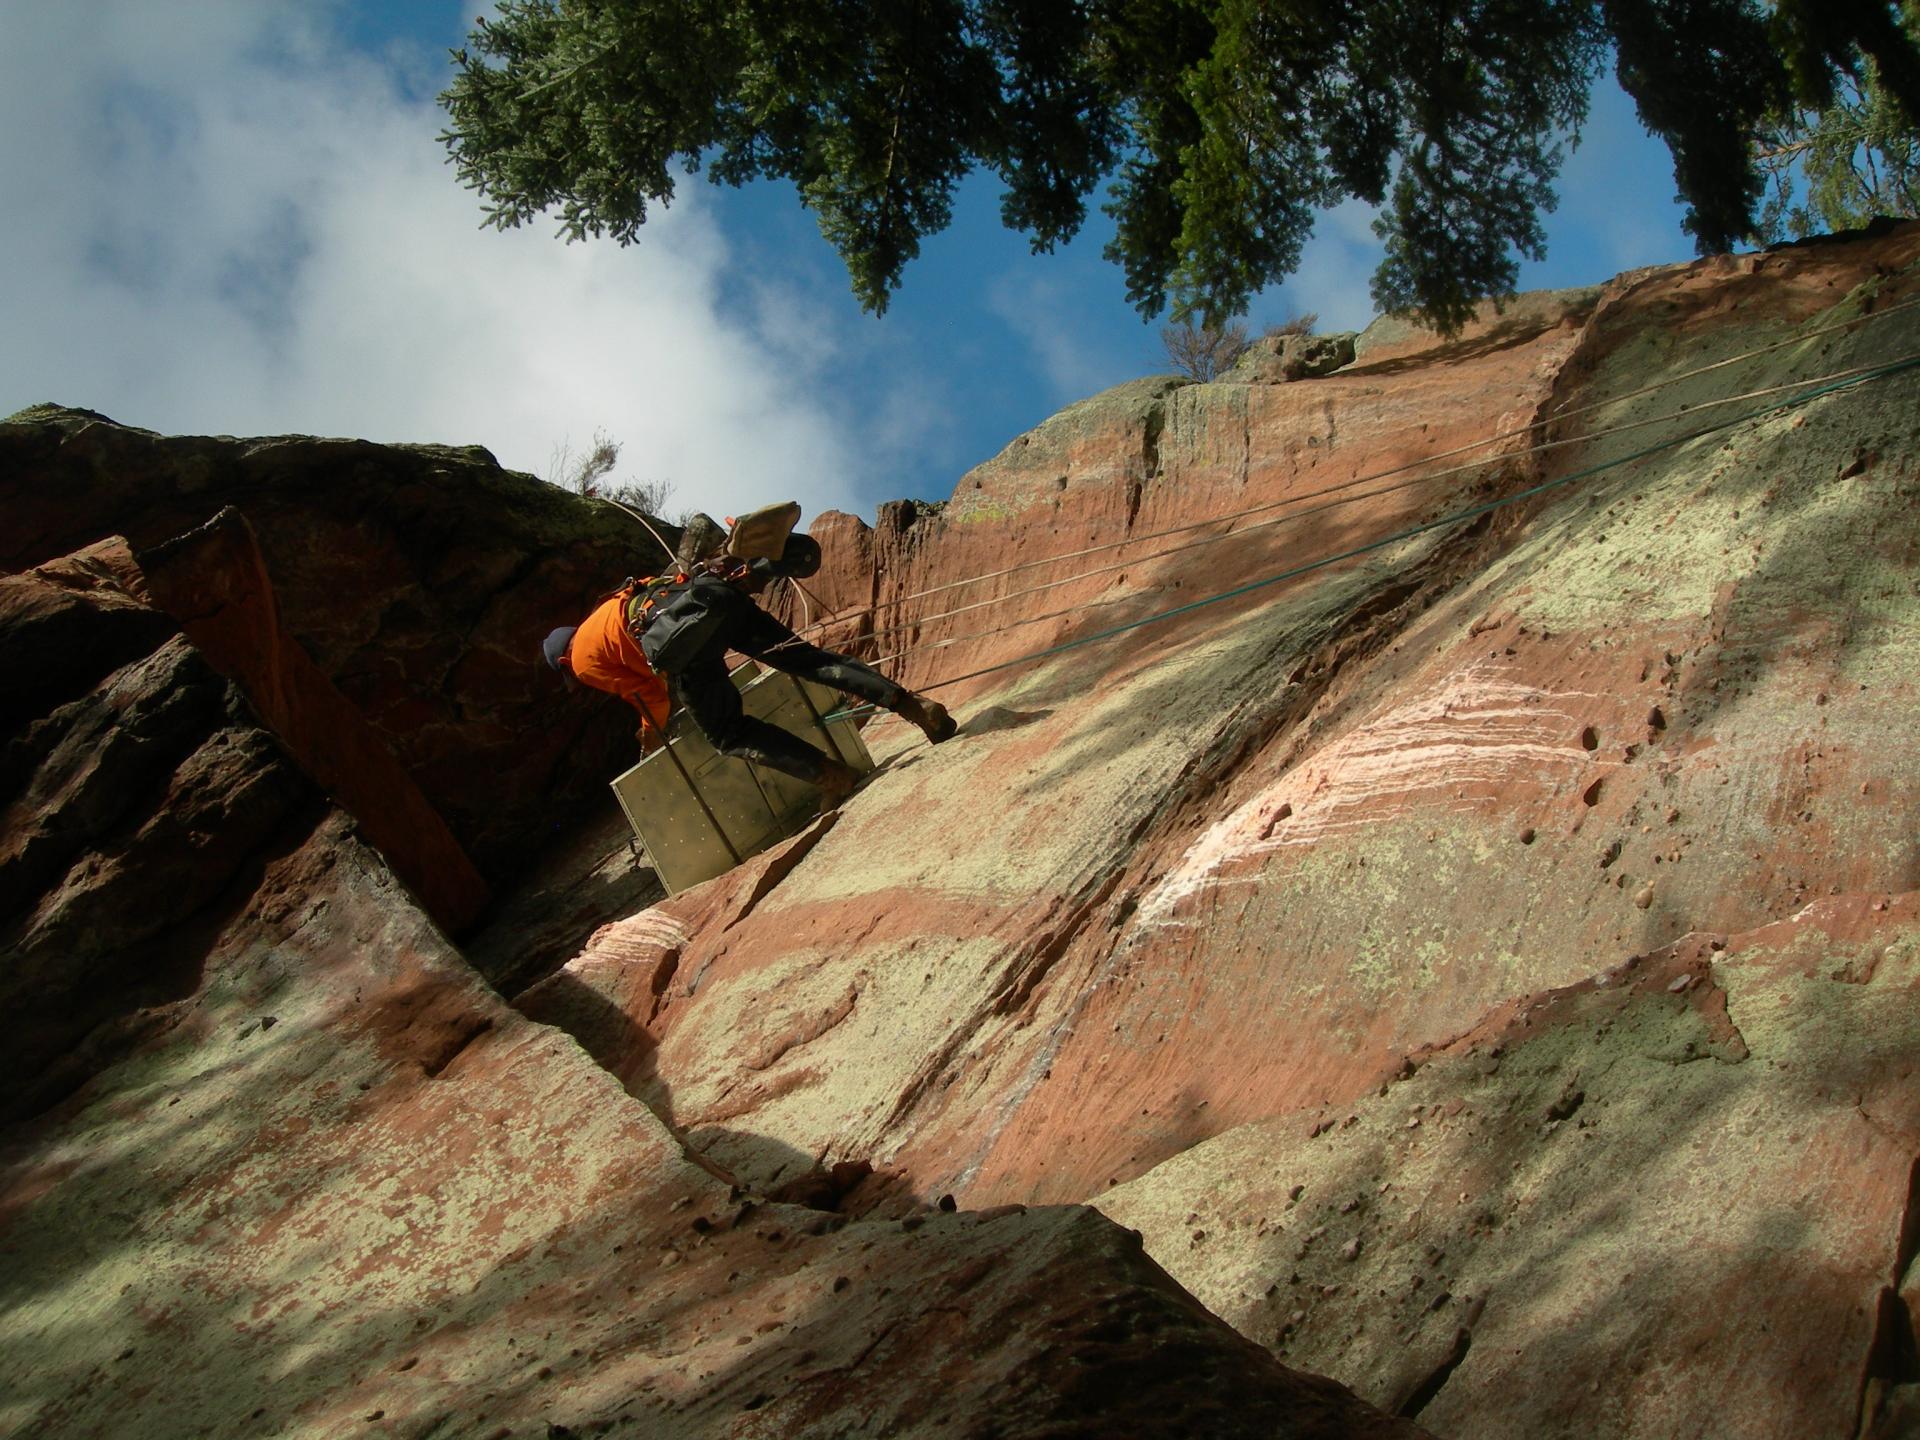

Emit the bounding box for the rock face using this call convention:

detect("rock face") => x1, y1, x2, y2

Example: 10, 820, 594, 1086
1099, 898, 1920, 1439
138, 506, 489, 933
561, 223, 1920, 1435
0, 536, 1428, 1439
0, 408, 668, 882
1225, 330, 1360, 383
6, 221, 1920, 1438
1, 542, 316, 1118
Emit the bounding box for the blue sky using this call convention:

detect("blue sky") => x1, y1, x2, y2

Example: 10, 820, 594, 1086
2, 0, 1695, 522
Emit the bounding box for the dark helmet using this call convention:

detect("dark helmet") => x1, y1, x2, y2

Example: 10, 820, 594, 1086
542, 626, 577, 671
778, 532, 823, 578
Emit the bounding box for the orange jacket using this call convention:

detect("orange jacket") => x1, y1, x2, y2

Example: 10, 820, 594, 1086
565, 591, 670, 730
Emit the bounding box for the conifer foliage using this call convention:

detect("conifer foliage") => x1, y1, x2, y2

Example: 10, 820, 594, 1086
1755, 0, 1920, 237
440, 0, 1920, 334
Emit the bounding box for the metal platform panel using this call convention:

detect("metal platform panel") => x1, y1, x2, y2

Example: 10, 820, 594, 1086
610, 665, 874, 895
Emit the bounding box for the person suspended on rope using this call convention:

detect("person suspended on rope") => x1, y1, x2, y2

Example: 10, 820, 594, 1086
542, 502, 957, 808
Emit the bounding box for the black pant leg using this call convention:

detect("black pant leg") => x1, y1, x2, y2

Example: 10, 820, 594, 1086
731, 603, 907, 710
671, 636, 832, 783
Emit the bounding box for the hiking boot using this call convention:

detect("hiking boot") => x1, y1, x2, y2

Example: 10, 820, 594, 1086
895, 692, 957, 744
814, 757, 862, 810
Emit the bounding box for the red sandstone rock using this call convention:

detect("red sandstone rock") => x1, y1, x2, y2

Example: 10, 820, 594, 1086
8, 223, 1920, 1439
0, 408, 667, 879
1, 553, 309, 1115
1099, 898, 1920, 1438
0, 538, 1430, 1439
537, 223, 1920, 1434
133, 506, 487, 933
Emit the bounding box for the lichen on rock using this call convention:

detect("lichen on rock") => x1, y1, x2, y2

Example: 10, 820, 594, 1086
6, 222, 1920, 1439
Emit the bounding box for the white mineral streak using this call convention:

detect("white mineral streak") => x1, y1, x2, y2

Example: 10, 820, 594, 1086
582, 909, 693, 967
1133, 664, 1601, 931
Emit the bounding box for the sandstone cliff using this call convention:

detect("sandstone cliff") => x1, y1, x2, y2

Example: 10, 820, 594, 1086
0, 411, 673, 887
4, 221, 1920, 1439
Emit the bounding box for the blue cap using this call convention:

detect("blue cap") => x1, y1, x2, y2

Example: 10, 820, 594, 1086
542, 626, 577, 671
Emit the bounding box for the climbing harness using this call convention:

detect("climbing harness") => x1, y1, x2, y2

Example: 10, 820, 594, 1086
620, 572, 687, 636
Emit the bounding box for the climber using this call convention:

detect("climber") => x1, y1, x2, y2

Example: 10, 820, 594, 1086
542, 504, 956, 808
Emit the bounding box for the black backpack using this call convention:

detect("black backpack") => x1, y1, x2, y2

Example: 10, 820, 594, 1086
630, 572, 732, 675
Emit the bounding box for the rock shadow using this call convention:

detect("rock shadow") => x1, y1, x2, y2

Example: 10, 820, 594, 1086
519, 968, 880, 1213
960, 704, 1054, 735
463, 805, 665, 997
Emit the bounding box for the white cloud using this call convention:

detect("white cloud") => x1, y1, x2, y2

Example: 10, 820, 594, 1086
1548, 81, 1694, 278
0, 0, 869, 519
1259, 199, 1385, 336
987, 270, 1124, 403
0, 5, 1700, 526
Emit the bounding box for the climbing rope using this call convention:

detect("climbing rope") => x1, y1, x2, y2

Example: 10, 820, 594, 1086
779, 291, 1920, 673
825, 348, 1920, 725
804, 290, 1920, 642
819, 341, 1920, 692
840, 346, 1920, 666
596, 495, 677, 563
589, 293, 1916, 730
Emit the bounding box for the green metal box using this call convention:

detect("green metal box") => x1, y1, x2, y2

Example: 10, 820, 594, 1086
609, 664, 873, 894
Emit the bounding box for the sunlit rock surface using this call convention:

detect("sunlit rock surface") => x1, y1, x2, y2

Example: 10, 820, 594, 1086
5, 221, 1920, 1438
559, 223, 1920, 1436
0, 535, 1425, 1439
